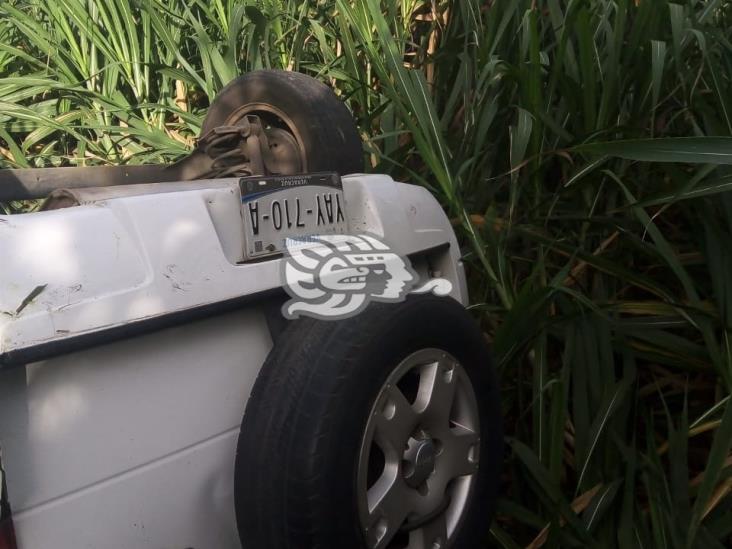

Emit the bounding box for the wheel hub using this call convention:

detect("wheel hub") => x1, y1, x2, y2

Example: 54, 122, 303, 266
403, 436, 437, 488
190, 113, 303, 179
357, 349, 481, 549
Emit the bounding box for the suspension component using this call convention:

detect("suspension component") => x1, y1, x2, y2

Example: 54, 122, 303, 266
0, 114, 302, 202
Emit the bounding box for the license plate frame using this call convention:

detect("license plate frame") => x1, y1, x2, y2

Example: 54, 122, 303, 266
239, 172, 349, 260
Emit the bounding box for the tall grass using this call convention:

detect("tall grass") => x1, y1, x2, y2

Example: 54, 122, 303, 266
3, 0, 732, 546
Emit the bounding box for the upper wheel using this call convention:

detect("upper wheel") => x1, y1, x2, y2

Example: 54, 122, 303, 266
201, 70, 363, 176
234, 294, 503, 549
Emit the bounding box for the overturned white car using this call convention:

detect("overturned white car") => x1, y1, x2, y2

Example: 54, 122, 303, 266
0, 71, 502, 549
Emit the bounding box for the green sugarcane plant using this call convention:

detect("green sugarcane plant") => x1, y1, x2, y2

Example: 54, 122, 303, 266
2, 0, 732, 546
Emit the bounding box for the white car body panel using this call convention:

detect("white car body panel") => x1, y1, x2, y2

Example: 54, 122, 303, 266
0, 174, 467, 549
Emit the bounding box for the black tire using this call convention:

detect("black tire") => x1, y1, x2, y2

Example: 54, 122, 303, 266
202, 70, 363, 176
234, 294, 503, 549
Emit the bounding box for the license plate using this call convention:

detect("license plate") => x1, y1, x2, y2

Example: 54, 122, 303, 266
240, 172, 348, 260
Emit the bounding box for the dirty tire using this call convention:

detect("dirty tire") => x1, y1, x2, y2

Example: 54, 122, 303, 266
202, 70, 363, 176
234, 294, 503, 549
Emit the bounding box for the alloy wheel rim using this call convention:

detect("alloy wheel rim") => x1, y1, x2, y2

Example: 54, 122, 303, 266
357, 348, 481, 549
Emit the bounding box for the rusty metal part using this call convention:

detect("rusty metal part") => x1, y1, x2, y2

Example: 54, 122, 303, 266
263, 127, 302, 174
0, 114, 303, 202
0, 164, 176, 202
205, 103, 308, 173
40, 180, 234, 211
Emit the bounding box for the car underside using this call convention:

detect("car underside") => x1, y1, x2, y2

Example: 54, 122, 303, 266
0, 70, 501, 549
